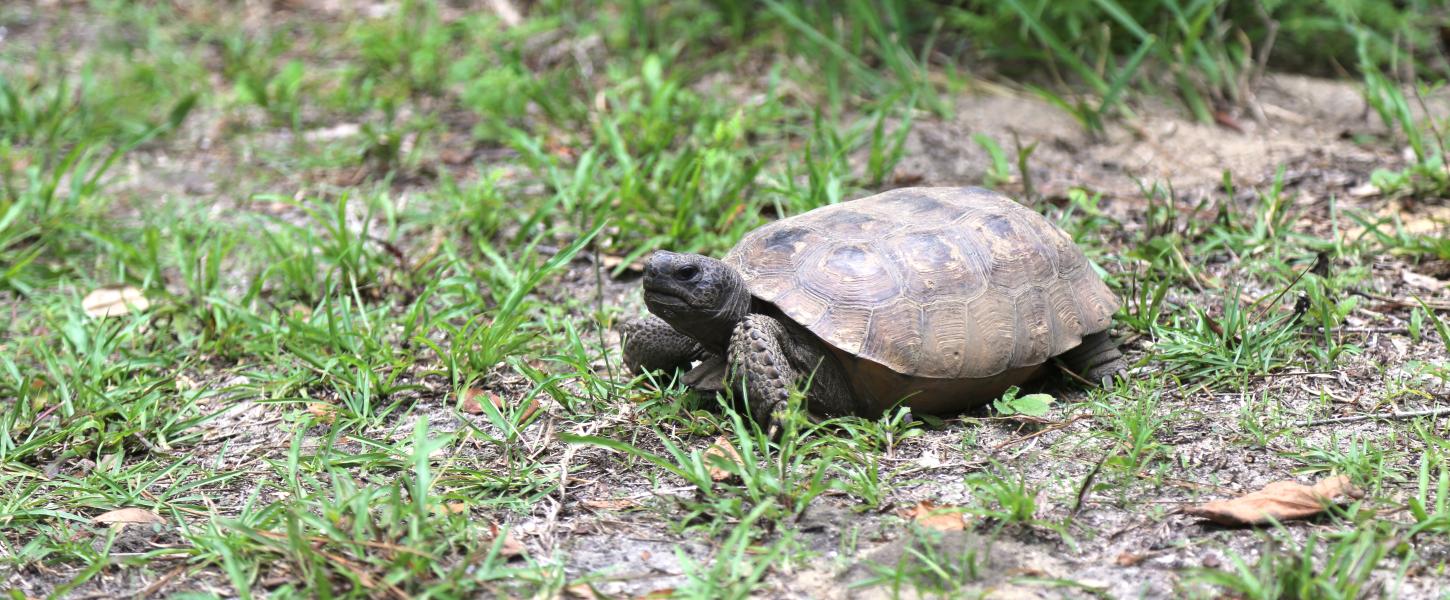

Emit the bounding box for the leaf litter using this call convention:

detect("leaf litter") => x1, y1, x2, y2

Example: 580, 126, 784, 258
81, 285, 150, 317
898, 500, 966, 531
93, 507, 165, 526
1183, 474, 1364, 526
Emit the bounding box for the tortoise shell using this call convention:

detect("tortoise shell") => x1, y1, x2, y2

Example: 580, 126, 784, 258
723, 187, 1117, 408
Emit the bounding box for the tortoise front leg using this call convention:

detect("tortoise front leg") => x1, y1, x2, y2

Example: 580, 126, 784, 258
1059, 330, 1127, 386
620, 314, 707, 375
727, 314, 859, 434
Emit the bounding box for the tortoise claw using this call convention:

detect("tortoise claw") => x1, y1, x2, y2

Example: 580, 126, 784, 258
763, 400, 788, 439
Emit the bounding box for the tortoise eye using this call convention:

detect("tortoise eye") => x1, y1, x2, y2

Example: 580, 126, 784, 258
675, 265, 700, 281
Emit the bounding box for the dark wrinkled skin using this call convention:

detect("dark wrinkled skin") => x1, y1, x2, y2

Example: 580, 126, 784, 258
621, 251, 859, 432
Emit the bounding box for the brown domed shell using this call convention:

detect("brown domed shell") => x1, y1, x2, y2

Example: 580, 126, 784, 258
724, 187, 1118, 379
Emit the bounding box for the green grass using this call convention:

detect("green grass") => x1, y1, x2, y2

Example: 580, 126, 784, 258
3, 0, 1450, 597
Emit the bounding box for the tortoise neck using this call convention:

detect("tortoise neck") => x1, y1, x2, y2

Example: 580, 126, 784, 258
678, 282, 752, 354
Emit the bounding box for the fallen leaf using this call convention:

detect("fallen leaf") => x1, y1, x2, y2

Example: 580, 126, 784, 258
82, 285, 149, 318
517, 398, 540, 422
1347, 182, 1380, 198
599, 253, 643, 274
487, 521, 526, 558
581, 498, 637, 510
637, 589, 675, 599
704, 436, 743, 482
460, 388, 540, 422
1116, 551, 1155, 566
303, 122, 361, 142
1212, 110, 1246, 133
898, 500, 965, 531
486, 0, 524, 28
307, 402, 337, 423
1402, 270, 1446, 292
1183, 474, 1363, 526
460, 388, 490, 414
175, 374, 200, 392
563, 583, 603, 599
437, 502, 469, 515
93, 507, 164, 525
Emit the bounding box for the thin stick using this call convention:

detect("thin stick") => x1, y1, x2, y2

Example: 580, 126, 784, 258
1248, 255, 1317, 325
1243, 370, 1334, 379
1071, 453, 1109, 518
1054, 360, 1095, 386
1356, 291, 1450, 311
138, 564, 187, 599
992, 414, 1089, 450
1295, 408, 1450, 428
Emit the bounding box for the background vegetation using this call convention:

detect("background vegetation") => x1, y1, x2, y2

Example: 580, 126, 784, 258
2, 0, 1449, 597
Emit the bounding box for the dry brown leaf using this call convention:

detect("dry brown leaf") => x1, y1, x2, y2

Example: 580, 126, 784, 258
82, 285, 150, 318
599, 253, 644, 274
460, 388, 540, 422
581, 498, 637, 510
1116, 551, 1153, 566
486, 0, 524, 28
563, 583, 604, 599
460, 388, 490, 414
1183, 475, 1363, 526
898, 500, 965, 531
1402, 270, 1446, 292
637, 589, 675, 600
704, 436, 743, 482
307, 402, 338, 423
516, 398, 540, 422
1347, 182, 1380, 198
175, 374, 200, 392
487, 522, 526, 558
438, 502, 469, 515
1344, 199, 1450, 241
93, 507, 164, 525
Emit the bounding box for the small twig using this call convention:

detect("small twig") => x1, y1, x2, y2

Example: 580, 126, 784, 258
1248, 254, 1319, 325
1295, 407, 1450, 428
1356, 291, 1450, 311
248, 529, 436, 560
486, 0, 523, 27
1070, 453, 1109, 518
1054, 360, 1095, 387
1243, 370, 1334, 379
1249, 0, 1279, 91
137, 564, 187, 599
1136, 472, 1235, 495
1338, 326, 1412, 334
992, 414, 1090, 450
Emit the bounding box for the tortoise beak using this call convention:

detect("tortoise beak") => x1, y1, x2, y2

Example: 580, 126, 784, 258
642, 251, 696, 309
643, 251, 681, 282
642, 251, 682, 293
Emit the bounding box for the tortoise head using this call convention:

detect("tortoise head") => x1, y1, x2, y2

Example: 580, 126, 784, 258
642, 250, 750, 350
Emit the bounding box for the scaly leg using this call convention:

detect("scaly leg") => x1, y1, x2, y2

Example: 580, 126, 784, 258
727, 314, 860, 434
1059, 330, 1127, 386
620, 314, 707, 375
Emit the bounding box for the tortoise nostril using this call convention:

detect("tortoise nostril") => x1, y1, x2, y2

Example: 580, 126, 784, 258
675, 265, 700, 281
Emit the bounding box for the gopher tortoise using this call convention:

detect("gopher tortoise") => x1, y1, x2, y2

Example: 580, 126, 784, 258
621, 186, 1125, 430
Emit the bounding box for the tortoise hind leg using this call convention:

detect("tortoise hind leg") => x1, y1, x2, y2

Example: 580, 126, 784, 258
1060, 331, 1127, 386
727, 314, 857, 434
